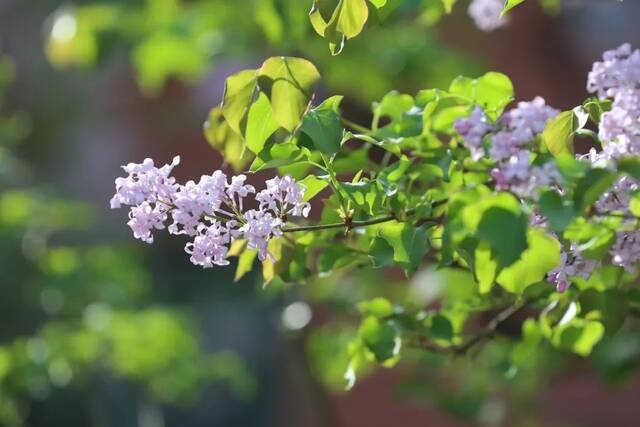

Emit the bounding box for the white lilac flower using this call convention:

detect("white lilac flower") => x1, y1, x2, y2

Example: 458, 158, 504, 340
241, 210, 284, 262
255, 175, 310, 218
127, 202, 167, 244
185, 222, 232, 267
110, 156, 180, 209
468, 0, 507, 32
169, 180, 212, 236
226, 174, 255, 211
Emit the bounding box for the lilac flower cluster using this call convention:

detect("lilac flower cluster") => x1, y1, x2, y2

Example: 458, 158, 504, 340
547, 248, 598, 293
587, 43, 640, 158
455, 45, 640, 293
548, 44, 640, 291
467, 0, 508, 32
454, 107, 494, 161
111, 156, 309, 267
455, 97, 560, 197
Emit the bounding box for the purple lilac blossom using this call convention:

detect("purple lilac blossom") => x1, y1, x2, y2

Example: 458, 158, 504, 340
241, 210, 284, 262
454, 107, 494, 160
550, 44, 640, 292
111, 157, 308, 268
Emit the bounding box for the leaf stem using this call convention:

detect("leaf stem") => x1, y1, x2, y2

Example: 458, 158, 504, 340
341, 117, 371, 134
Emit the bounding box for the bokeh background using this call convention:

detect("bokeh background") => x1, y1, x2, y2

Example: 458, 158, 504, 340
1, 0, 640, 426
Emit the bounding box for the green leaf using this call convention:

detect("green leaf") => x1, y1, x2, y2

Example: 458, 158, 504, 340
373, 91, 414, 122
369, 237, 395, 268
309, 0, 369, 55
582, 97, 611, 123
244, 92, 280, 154
474, 72, 514, 117
476, 206, 528, 268
564, 218, 617, 260
380, 155, 410, 183
579, 289, 628, 336
572, 167, 617, 212
501, 0, 526, 16
474, 242, 498, 293
378, 222, 429, 274
358, 297, 394, 317
336, 0, 369, 38
618, 157, 640, 181
449, 72, 514, 119
538, 190, 576, 232
496, 229, 561, 294
300, 175, 329, 202
461, 194, 528, 269
339, 181, 381, 215
257, 57, 321, 132
428, 314, 453, 341
300, 96, 344, 155
555, 154, 589, 185
204, 107, 252, 172
542, 107, 588, 156
368, 0, 387, 7
221, 69, 258, 135
235, 249, 258, 282
630, 193, 640, 217
255, 0, 285, 44
250, 139, 302, 172
440, 0, 457, 13
318, 246, 352, 274
552, 318, 604, 357
359, 316, 400, 363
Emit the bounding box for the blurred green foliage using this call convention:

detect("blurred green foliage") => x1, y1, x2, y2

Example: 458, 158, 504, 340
0, 55, 255, 426
44, 0, 480, 101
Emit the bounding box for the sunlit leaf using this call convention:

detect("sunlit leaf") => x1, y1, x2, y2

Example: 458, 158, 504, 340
257, 57, 321, 131
244, 92, 279, 154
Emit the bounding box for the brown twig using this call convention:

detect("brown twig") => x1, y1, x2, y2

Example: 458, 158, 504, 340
409, 301, 527, 356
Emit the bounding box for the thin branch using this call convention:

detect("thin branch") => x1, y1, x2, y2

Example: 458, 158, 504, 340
282, 199, 448, 233
282, 212, 408, 233
409, 301, 527, 356
341, 118, 371, 134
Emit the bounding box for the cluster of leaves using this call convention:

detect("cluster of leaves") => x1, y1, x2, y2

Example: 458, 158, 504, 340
0, 56, 254, 426
308, 0, 543, 54
208, 55, 640, 392
43, 0, 479, 99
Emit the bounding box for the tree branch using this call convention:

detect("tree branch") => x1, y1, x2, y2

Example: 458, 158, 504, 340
281, 200, 448, 233
282, 209, 414, 233
409, 301, 527, 356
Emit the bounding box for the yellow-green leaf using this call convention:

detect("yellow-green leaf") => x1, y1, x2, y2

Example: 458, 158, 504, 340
496, 229, 561, 294
257, 57, 321, 132
235, 249, 258, 282
221, 69, 258, 135
244, 92, 280, 154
